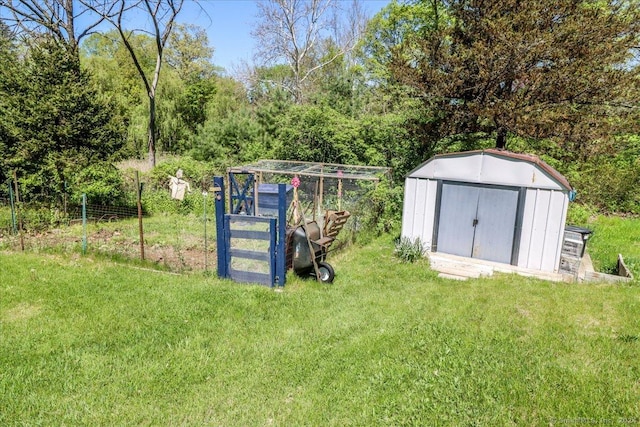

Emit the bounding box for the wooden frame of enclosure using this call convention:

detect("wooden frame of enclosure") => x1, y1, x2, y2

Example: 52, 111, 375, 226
228, 160, 391, 215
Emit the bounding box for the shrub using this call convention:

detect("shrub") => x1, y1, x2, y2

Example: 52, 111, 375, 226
141, 156, 219, 193
566, 203, 597, 226
394, 236, 426, 263
69, 163, 125, 205
353, 180, 404, 242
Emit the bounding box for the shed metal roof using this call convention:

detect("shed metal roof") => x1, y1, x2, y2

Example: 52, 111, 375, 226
407, 149, 572, 191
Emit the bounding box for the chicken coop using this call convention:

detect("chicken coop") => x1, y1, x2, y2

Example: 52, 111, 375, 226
227, 160, 391, 228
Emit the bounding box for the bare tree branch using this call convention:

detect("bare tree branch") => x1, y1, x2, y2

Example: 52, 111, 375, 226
0, 0, 106, 53
252, 0, 365, 103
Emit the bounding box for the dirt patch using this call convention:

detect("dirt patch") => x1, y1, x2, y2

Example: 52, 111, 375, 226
3, 303, 42, 322
1, 229, 217, 273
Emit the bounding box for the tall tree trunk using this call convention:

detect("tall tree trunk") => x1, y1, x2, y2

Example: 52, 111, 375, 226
148, 95, 157, 168
496, 127, 507, 150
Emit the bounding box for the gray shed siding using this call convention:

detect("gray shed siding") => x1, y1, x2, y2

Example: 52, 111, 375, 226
402, 178, 438, 249
517, 188, 568, 272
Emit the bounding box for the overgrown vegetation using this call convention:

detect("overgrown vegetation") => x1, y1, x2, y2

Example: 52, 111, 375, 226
1, 0, 638, 220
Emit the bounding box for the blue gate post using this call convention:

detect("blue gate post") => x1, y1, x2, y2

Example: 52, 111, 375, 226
213, 176, 228, 279
269, 219, 277, 287
276, 183, 287, 286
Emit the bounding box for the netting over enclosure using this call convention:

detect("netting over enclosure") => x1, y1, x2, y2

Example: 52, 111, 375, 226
228, 160, 392, 233
233, 160, 391, 181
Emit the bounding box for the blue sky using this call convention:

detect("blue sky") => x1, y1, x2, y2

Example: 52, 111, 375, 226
179, 0, 390, 72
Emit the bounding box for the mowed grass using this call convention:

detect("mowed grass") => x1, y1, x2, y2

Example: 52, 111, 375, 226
1, 221, 640, 425
586, 215, 640, 277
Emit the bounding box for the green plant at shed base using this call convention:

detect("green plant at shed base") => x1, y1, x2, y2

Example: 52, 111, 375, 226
394, 236, 426, 263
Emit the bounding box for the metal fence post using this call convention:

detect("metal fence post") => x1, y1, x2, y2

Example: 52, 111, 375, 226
82, 194, 87, 254
8, 181, 17, 235
135, 171, 145, 261
13, 170, 24, 251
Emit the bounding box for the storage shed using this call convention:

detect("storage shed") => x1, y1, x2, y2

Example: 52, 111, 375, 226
401, 149, 573, 273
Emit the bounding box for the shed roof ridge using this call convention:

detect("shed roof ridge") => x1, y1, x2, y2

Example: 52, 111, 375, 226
422, 148, 571, 191
481, 149, 572, 190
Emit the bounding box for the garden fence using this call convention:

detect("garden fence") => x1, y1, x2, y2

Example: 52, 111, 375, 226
0, 176, 217, 273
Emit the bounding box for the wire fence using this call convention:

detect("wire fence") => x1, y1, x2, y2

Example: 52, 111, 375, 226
0, 166, 385, 274
0, 179, 217, 273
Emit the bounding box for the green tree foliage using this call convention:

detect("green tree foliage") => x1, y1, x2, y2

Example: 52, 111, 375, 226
165, 23, 215, 83
165, 24, 217, 139
0, 32, 19, 182
391, 0, 640, 152
0, 37, 125, 201
82, 0, 187, 168
272, 102, 427, 180
274, 104, 365, 164
509, 135, 640, 214
308, 41, 369, 117
247, 64, 296, 106
82, 27, 217, 158
359, 0, 445, 85
82, 32, 151, 157
189, 77, 269, 168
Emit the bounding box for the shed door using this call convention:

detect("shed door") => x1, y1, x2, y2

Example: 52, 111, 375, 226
436, 182, 520, 264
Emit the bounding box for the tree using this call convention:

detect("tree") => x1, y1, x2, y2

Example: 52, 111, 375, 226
166, 23, 217, 138
0, 0, 104, 54
391, 0, 640, 152
252, 0, 365, 103
82, 26, 216, 156
189, 76, 268, 166
0, 37, 125, 201
359, 0, 445, 86
81, 31, 157, 156
86, 0, 186, 168
0, 28, 19, 187
165, 23, 215, 82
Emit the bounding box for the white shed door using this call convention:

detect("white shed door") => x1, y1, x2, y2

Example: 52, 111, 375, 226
436, 182, 520, 264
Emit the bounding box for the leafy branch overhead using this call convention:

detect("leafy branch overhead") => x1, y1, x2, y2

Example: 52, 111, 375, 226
390, 0, 640, 152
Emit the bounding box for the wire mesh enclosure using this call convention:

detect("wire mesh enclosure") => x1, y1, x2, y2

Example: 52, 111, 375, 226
228, 160, 392, 231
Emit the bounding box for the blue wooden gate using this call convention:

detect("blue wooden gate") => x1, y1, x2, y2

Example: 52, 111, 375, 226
224, 214, 276, 286
214, 176, 287, 287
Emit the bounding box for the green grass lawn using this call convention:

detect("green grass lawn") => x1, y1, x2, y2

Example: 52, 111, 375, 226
585, 215, 640, 276
2, 223, 640, 426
